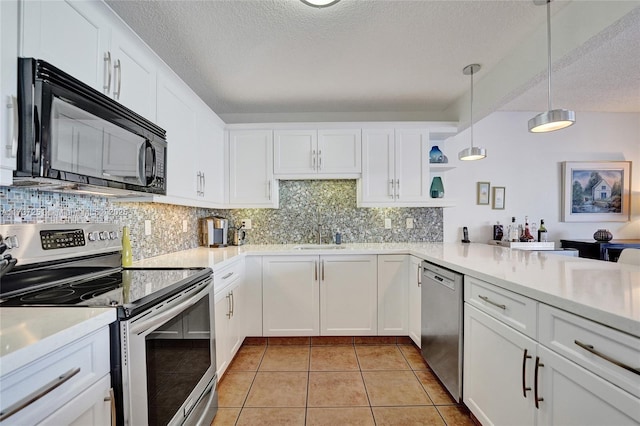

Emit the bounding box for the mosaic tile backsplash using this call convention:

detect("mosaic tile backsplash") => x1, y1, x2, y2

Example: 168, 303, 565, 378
0, 180, 443, 260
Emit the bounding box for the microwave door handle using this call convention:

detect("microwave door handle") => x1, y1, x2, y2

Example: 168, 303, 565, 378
141, 141, 156, 186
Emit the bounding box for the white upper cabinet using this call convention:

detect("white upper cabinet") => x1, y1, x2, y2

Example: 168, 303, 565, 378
196, 104, 226, 206
156, 71, 198, 200
1, 0, 19, 185
228, 129, 278, 208
359, 126, 455, 207
21, 1, 157, 121
273, 128, 361, 179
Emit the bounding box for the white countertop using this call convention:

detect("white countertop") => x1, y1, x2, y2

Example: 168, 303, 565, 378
0, 307, 116, 376
134, 243, 640, 338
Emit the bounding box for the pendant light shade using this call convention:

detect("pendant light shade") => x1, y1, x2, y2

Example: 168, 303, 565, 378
528, 0, 575, 133
458, 64, 486, 161
300, 0, 340, 8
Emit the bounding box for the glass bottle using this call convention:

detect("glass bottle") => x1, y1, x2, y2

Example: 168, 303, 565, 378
430, 176, 444, 198
522, 216, 534, 241
538, 220, 548, 242
122, 226, 133, 267
509, 217, 518, 242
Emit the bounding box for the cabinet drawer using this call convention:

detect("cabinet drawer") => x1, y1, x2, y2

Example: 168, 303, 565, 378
0, 327, 110, 425
539, 304, 640, 398
464, 276, 537, 339
214, 258, 244, 294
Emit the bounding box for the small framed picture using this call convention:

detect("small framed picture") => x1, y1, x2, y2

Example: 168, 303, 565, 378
492, 187, 505, 209
477, 182, 490, 205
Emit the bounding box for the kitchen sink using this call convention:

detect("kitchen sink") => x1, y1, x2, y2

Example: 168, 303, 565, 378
293, 244, 346, 250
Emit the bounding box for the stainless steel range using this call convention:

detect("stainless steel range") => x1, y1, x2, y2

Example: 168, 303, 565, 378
0, 223, 218, 426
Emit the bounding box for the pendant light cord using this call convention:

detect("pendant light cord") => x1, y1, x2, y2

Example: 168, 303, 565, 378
470, 66, 474, 149
546, 0, 552, 111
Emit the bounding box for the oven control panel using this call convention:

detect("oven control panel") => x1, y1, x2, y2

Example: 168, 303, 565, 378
40, 229, 86, 250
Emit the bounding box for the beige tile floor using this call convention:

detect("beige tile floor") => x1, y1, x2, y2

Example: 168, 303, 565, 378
212, 337, 475, 426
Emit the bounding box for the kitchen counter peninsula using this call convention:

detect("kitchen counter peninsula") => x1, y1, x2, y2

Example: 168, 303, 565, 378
134, 243, 640, 338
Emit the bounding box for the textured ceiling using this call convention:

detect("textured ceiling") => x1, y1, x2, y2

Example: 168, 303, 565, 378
106, 0, 639, 123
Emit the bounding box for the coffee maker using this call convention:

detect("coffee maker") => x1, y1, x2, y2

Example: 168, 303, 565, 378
200, 217, 228, 247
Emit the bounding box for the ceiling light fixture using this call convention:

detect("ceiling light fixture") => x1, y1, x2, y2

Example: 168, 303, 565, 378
300, 0, 340, 8
528, 0, 575, 133
458, 64, 486, 161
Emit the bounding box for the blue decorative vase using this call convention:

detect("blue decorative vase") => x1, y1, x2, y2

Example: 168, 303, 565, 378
429, 146, 444, 163
430, 177, 444, 198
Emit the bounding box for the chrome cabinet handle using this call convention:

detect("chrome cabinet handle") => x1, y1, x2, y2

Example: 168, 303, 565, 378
574, 340, 640, 375
389, 180, 394, 198
196, 171, 201, 195
478, 295, 506, 310
321, 260, 325, 281
113, 59, 122, 100
534, 356, 544, 409
395, 179, 400, 198
312, 149, 316, 170
7, 96, 18, 158
103, 51, 112, 94
315, 261, 318, 281
105, 387, 116, 426
202, 172, 206, 195
318, 149, 322, 170
417, 265, 421, 286
230, 290, 235, 317
522, 349, 532, 397
267, 180, 272, 200
222, 272, 233, 280
226, 292, 232, 318
0, 367, 81, 421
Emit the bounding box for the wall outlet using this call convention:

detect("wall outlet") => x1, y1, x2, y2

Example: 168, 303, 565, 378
241, 219, 252, 230
145, 220, 152, 236
406, 218, 414, 229
182, 220, 188, 233
384, 218, 392, 229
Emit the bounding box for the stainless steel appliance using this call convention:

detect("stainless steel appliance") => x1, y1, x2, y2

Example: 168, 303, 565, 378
421, 261, 464, 402
0, 223, 217, 426
200, 217, 228, 247
15, 58, 167, 196
232, 226, 246, 246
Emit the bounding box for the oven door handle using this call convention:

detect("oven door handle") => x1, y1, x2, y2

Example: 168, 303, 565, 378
130, 280, 212, 335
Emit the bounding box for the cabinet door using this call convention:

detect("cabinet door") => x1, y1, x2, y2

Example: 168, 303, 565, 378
214, 292, 231, 377
320, 255, 377, 336
227, 278, 244, 359
41, 375, 112, 426
108, 28, 157, 121
536, 345, 640, 426
0, 0, 18, 185
157, 72, 198, 200
377, 255, 409, 335
229, 130, 278, 207
273, 129, 317, 175
360, 128, 395, 204
244, 256, 263, 337
464, 304, 536, 426
22, 0, 110, 92
317, 129, 361, 175
395, 129, 430, 202
197, 106, 226, 205
262, 256, 319, 336
408, 256, 422, 347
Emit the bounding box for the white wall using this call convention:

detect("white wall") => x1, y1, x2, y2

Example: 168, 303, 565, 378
443, 111, 640, 244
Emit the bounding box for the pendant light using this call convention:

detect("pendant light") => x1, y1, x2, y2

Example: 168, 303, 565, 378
300, 0, 340, 8
528, 0, 575, 132
458, 64, 486, 161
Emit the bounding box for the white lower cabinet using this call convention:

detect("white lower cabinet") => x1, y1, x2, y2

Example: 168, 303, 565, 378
320, 255, 377, 336
262, 255, 320, 336
408, 256, 422, 347
262, 255, 377, 337
464, 278, 640, 426
0, 327, 112, 425
377, 255, 409, 335
0, 0, 18, 186
464, 304, 537, 426
214, 259, 246, 378
244, 256, 263, 337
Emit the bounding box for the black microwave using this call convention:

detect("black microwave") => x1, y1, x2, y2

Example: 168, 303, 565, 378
14, 58, 167, 196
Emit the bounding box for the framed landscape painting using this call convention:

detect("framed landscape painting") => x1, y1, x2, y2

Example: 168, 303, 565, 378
562, 161, 631, 222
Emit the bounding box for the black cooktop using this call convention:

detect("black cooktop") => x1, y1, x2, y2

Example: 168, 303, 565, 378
0, 267, 212, 318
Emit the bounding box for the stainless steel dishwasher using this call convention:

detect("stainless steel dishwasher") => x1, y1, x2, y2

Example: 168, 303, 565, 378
421, 261, 464, 402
